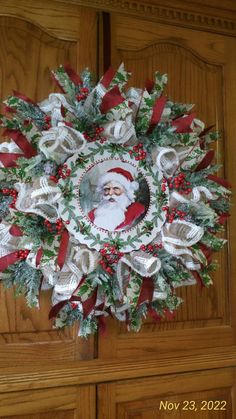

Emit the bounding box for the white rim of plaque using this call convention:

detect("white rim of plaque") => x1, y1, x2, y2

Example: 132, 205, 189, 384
58, 143, 169, 253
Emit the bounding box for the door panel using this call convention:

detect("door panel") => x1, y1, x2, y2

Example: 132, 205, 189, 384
98, 13, 235, 359
0, 1, 98, 365
98, 368, 235, 419
0, 385, 95, 418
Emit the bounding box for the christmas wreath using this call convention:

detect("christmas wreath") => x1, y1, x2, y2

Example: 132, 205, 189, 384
0, 64, 231, 337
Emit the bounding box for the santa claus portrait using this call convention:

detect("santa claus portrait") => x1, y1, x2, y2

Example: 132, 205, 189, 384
79, 162, 149, 231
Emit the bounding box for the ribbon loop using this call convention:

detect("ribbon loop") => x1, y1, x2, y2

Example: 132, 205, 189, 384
39, 122, 86, 164
15, 176, 62, 222
38, 93, 75, 126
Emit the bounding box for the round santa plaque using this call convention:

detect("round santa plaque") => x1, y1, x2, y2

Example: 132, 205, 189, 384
58, 142, 169, 252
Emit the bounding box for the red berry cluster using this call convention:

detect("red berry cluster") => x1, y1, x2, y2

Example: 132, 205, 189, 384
17, 249, 30, 260
99, 243, 124, 275
83, 126, 106, 143
162, 173, 192, 195
129, 143, 147, 161
76, 87, 89, 101
1, 188, 18, 208
140, 243, 163, 256
44, 218, 65, 234
44, 115, 51, 129
57, 164, 71, 179
50, 164, 71, 183
162, 206, 187, 223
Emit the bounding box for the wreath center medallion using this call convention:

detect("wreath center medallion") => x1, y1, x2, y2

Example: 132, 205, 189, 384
58, 143, 168, 253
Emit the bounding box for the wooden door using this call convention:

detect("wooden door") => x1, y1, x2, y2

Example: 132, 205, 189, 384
0, 385, 95, 419
0, 0, 98, 365
98, 368, 235, 418
98, 13, 236, 360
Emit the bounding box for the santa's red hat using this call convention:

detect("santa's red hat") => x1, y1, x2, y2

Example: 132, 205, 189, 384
97, 167, 139, 200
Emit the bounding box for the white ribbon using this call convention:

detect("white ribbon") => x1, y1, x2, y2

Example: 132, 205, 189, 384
102, 113, 136, 145
153, 144, 207, 177
15, 176, 61, 222
0, 142, 23, 168
169, 187, 215, 209
0, 141, 22, 154
38, 93, 75, 126
51, 245, 99, 306
192, 117, 205, 134
116, 250, 161, 296
0, 222, 19, 257
83, 83, 106, 114
126, 87, 143, 116
38, 122, 86, 164
162, 220, 204, 269
154, 147, 180, 177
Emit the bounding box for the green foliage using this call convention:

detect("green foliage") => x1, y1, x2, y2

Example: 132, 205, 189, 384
3, 261, 42, 307
0, 195, 12, 218
5, 96, 45, 130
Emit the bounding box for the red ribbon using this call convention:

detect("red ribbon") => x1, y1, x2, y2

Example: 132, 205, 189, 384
195, 149, 214, 171
163, 308, 176, 320
100, 66, 116, 88
0, 153, 22, 167
137, 277, 154, 306
148, 307, 162, 322
49, 287, 98, 320
218, 213, 230, 225
64, 64, 82, 86
49, 300, 67, 319
192, 271, 204, 289
100, 85, 125, 114
3, 105, 16, 114
199, 243, 212, 265
57, 229, 70, 270
98, 315, 107, 336
148, 96, 167, 132
49, 295, 81, 319
145, 79, 154, 93
13, 90, 37, 105
9, 225, 23, 237
199, 124, 215, 138
3, 129, 37, 158
36, 248, 43, 267
0, 251, 20, 272
207, 174, 231, 189
172, 113, 196, 133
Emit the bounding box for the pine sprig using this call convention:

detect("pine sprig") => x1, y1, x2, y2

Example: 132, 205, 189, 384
3, 261, 42, 307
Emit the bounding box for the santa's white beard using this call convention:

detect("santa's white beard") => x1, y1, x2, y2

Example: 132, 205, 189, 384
94, 194, 131, 231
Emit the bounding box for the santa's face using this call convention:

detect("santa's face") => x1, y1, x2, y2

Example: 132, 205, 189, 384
103, 181, 124, 200
93, 181, 131, 230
